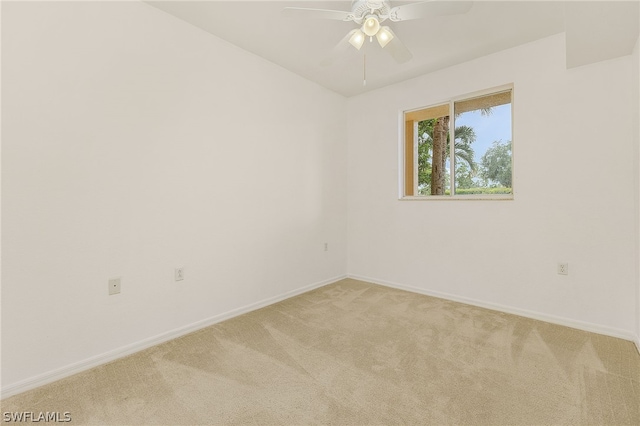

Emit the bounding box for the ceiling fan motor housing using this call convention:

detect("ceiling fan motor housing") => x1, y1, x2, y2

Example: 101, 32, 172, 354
350, 0, 391, 23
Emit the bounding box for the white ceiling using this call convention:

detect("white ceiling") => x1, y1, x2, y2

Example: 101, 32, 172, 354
146, 1, 639, 97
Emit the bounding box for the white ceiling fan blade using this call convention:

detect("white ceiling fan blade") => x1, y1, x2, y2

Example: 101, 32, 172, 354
390, 1, 473, 21
282, 7, 352, 21
319, 30, 357, 67
384, 29, 413, 64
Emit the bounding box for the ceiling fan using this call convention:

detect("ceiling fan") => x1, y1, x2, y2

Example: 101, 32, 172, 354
283, 0, 473, 64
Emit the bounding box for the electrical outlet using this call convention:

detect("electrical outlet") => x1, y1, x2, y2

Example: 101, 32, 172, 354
108, 277, 121, 295
324, 243, 328, 252
557, 263, 568, 275
175, 267, 185, 281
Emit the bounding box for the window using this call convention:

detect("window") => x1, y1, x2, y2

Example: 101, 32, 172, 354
402, 86, 513, 199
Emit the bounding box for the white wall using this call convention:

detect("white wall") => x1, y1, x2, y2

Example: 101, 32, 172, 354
1, 2, 347, 392
347, 33, 638, 340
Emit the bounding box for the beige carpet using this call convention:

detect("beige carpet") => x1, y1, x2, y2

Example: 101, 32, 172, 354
2, 278, 639, 425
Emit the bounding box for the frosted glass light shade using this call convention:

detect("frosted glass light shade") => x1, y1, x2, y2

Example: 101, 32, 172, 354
349, 29, 365, 50
376, 26, 394, 48
362, 15, 380, 36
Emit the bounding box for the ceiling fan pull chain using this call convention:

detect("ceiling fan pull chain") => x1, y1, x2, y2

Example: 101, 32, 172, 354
363, 54, 367, 86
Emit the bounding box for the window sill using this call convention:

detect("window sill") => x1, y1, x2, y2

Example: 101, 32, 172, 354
400, 194, 514, 201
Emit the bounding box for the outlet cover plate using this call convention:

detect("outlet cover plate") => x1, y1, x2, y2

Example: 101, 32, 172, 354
557, 263, 568, 275
109, 277, 121, 295
175, 267, 185, 281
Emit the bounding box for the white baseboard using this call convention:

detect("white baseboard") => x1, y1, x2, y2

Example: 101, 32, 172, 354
1, 274, 346, 399
348, 274, 639, 345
